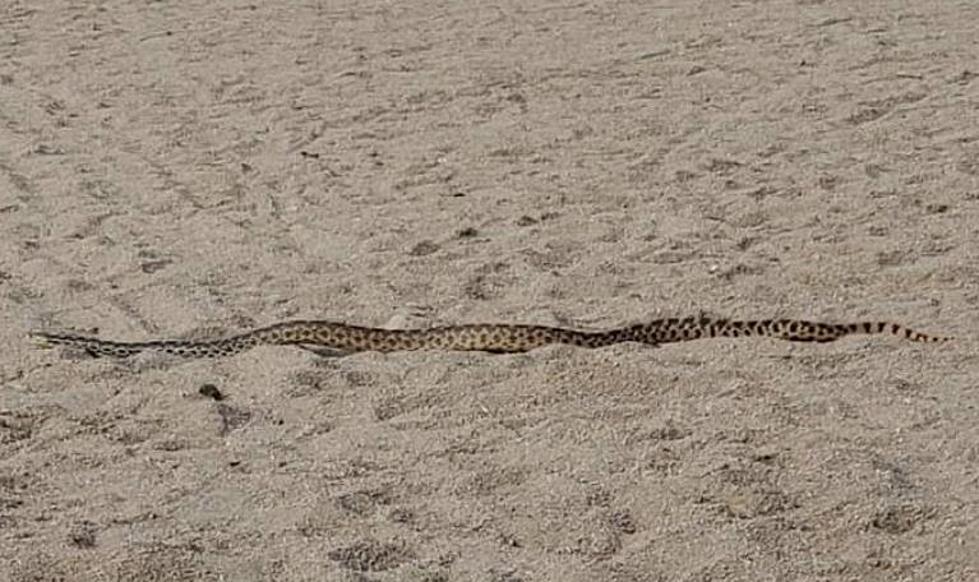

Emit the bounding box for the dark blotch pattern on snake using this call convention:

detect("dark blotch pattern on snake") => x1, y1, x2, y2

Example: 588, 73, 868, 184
29, 316, 950, 359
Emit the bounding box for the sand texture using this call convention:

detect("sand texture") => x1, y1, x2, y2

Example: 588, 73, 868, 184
2, 0, 979, 580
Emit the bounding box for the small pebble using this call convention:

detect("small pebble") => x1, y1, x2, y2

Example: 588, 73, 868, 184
199, 383, 224, 401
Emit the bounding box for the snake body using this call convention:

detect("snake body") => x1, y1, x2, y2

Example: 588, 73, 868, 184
30, 316, 950, 359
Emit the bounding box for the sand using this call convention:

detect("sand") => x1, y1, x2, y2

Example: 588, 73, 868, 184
2, 0, 978, 580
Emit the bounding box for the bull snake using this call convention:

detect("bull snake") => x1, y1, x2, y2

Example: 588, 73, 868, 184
30, 315, 950, 359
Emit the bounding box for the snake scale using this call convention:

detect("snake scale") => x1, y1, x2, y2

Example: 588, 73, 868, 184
30, 316, 950, 359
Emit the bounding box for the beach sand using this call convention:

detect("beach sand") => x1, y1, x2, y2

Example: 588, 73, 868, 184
2, 1, 978, 579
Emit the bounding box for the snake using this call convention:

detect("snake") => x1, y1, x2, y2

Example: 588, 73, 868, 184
29, 316, 951, 359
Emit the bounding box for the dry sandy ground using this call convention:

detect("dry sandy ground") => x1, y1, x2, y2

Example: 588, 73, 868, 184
2, 0, 979, 580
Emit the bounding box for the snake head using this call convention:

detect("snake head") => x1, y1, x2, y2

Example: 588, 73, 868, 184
28, 332, 59, 350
